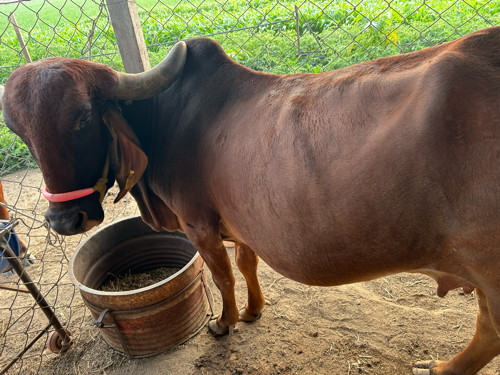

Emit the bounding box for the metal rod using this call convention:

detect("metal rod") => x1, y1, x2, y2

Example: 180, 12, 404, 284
297, 7, 324, 51
0, 283, 30, 293
201, 268, 215, 318
295, 5, 301, 55
0, 233, 72, 348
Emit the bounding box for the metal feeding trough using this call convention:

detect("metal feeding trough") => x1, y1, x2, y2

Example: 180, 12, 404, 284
69, 216, 213, 358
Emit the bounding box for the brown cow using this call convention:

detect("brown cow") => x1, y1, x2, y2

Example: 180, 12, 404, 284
2, 27, 500, 374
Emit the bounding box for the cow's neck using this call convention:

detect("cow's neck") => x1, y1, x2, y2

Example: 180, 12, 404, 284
119, 97, 157, 156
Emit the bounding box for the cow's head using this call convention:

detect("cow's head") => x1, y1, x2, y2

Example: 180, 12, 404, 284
0, 42, 186, 235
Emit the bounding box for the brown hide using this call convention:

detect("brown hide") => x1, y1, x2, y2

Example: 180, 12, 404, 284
0, 182, 9, 221
3, 27, 500, 374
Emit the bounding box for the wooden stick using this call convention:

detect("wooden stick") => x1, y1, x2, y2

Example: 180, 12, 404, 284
0, 283, 30, 293
8, 14, 31, 63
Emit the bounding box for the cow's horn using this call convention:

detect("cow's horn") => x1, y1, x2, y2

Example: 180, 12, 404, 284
115, 41, 187, 101
0, 85, 4, 111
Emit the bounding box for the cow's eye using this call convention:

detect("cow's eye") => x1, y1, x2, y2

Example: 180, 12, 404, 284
76, 113, 91, 132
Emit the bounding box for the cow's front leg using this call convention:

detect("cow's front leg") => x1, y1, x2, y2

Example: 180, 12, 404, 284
181, 222, 239, 336
235, 242, 265, 322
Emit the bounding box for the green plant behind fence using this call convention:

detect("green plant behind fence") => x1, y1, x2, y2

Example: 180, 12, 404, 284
0, 121, 37, 175
0, 0, 499, 175
2, 0, 498, 77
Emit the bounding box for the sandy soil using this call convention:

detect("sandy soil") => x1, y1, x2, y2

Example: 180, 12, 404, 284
1, 168, 500, 375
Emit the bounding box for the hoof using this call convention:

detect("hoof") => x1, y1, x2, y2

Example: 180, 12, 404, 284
208, 317, 234, 337
412, 360, 436, 375
239, 307, 262, 322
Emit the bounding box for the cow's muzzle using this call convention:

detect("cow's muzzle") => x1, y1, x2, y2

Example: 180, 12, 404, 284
44, 200, 104, 235
42, 150, 110, 235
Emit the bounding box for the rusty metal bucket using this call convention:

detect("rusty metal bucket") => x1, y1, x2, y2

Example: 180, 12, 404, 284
68, 216, 213, 358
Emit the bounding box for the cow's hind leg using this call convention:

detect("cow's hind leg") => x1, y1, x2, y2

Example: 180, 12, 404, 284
413, 288, 500, 375
235, 243, 265, 322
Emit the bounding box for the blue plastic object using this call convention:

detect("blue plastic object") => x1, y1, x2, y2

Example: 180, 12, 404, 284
0, 222, 21, 273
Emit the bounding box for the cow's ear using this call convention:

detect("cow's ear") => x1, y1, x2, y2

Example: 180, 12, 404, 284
102, 109, 148, 203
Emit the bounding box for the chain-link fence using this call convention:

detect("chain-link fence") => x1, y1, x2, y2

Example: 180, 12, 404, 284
0, 1, 499, 374
137, 0, 499, 71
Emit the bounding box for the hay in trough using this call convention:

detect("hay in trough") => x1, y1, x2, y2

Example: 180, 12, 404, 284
100, 267, 181, 291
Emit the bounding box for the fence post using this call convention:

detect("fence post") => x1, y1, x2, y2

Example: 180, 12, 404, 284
105, 0, 150, 73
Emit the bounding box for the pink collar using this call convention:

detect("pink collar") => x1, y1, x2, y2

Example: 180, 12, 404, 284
42, 185, 96, 203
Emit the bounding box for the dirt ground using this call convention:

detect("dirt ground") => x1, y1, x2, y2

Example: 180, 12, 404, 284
2, 169, 500, 375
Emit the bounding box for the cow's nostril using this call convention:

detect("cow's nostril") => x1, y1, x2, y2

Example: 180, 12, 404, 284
45, 208, 88, 235
74, 212, 85, 231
